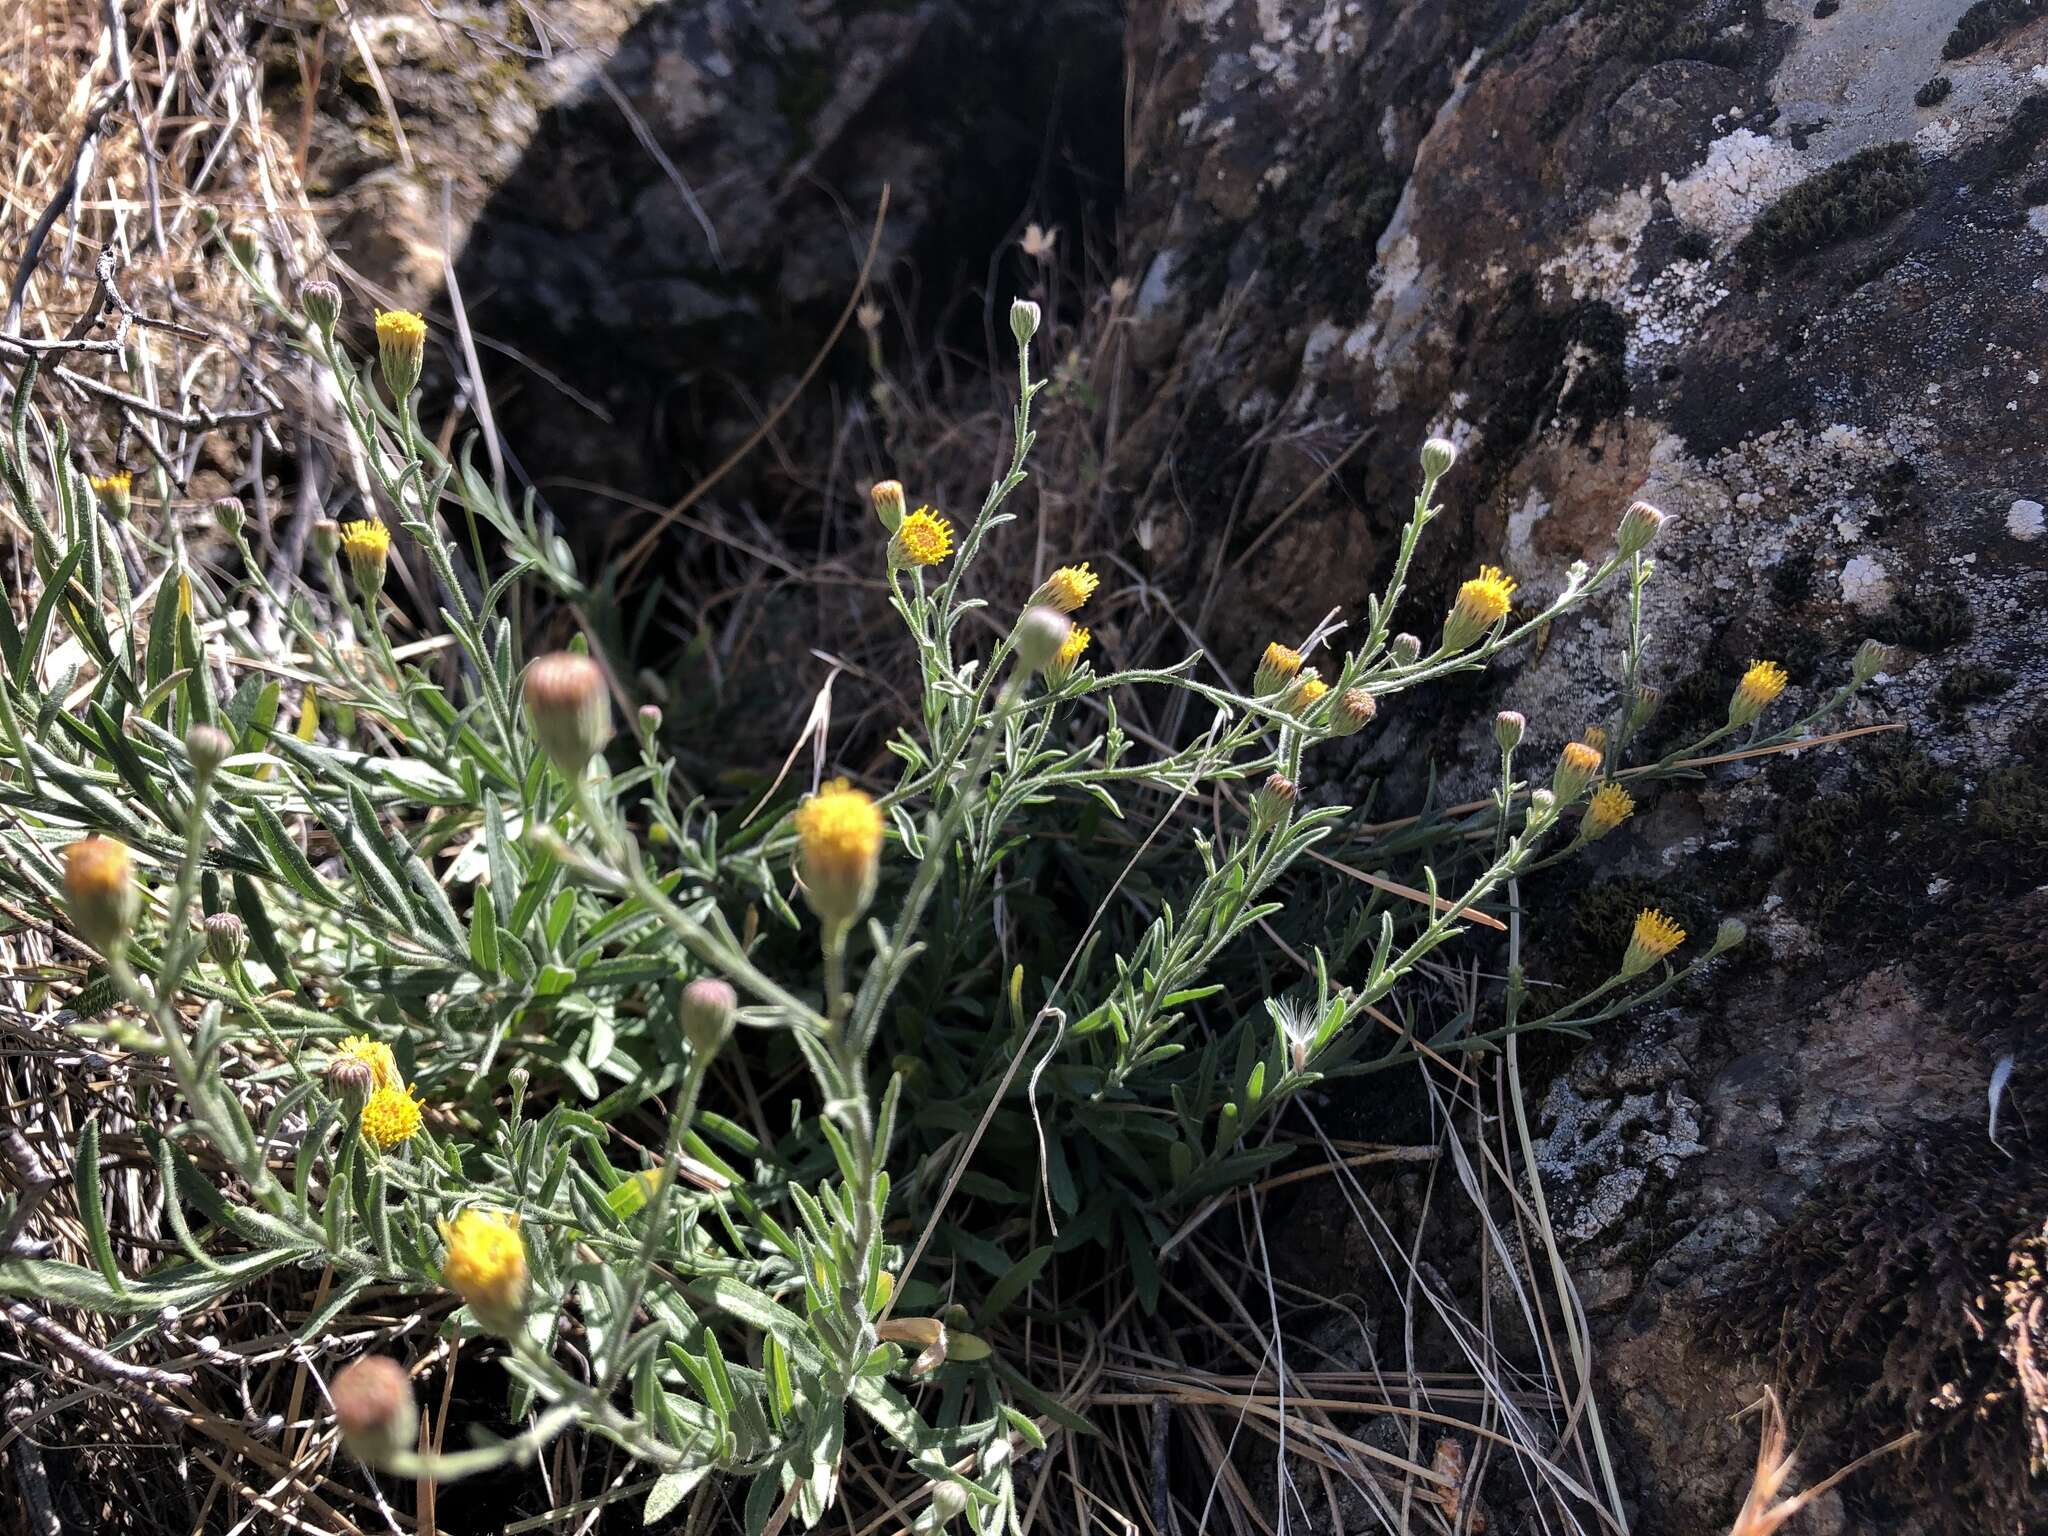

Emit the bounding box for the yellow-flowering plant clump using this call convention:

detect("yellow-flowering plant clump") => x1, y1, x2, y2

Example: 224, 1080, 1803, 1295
0, 258, 1899, 1534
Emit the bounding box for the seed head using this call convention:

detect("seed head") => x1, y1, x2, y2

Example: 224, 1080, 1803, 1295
889, 507, 954, 569
437, 1209, 529, 1337
64, 837, 138, 952
374, 309, 427, 398
1728, 660, 1789, 728
331, 1355, 418, 1469
1442, 566, 1516, 652
794, 779, 884, 929
1621, 909, 1686, 977
523, 652, 612, 777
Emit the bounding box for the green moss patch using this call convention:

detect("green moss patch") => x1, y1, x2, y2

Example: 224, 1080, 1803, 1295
1738, 142, 1926, 268
1943, 0, 2045, 61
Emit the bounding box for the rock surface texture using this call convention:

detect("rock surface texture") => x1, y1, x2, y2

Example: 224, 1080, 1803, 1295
308, 1, 2047, 1530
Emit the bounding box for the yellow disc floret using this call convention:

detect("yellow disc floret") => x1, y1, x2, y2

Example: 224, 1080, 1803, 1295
437, 1208, 529, 1336
793, 778, 884, 927
890, 507, 955, 568
1443, 565, 1517, 650
335, 1035, 402, 1091
1622, 908, 1687, 977
1035, 562, 1099, 614
359, 1085, 423, 1150
1729, 660, 1789, 727
1583, 782, 1635, 840
374, 309, 428, 397
1292, 677, 1329, 715
1045, 624, 1091, 687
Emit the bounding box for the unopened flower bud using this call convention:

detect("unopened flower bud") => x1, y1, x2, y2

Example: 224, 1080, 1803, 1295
1390, 633, 1421, 665
1627, 685, 1663, 732
331, 1356, 418, 1470
311, 519, 342, 560
681, 977, 737, 1059
212, 496, 245, 538
374, 310, 427, 399
922, 1479, 972, 1532
1010, 298, 1041, 346
1280, 669, 1325, 715
523, 652, 612, 777
300, 280, 342, 338
870, 479, 907, 533
1013, 606, 1072, 673
203, 911, 247, 969
324, 1053, 376, 1111
1420, 436, 1458, 480
64, 837, 138, 953
1526, 787, 1557, 825
1615, 499, 1667, 557
186, 723, 233, 779
1253, 772, 1297, 828
1494, 710, 1525, 751
1713, 917, 1747, 952
1328, 687, 1378, 737
1851, 638, 1893, 686
637, 704, 663, 738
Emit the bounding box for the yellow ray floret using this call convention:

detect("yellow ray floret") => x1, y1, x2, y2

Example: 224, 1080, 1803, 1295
1729, 659, 1789, 726
1583, 782, 1635, 839
1448, 566, 1517, 637
374, 309, 426, 354
335, 1034, 402, 1091
1036, 563, 1099, 613
1622, 908, 1686, 976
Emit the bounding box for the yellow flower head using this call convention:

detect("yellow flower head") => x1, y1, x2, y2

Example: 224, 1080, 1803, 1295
889, 507, 954, 569
437, 1208, 529, 1336
1443, 565, 1517, 651
1291, 676, 1330, 715
1583, 782, 1635, 840
1622, 908, 1687, 977
1254, 642, 1303, 697
1729, 659, 1789, 727
793, 778, 884, 927
1581, 725, 1609, 755
1034, 562, 1099, 614
374, 309, 427, 396
339, 518, 392, 602
1045, 624, 1091, 687
1552, 740, 1604, 802
359, 1085, 423, 1150
335, 1034, 402, 1091
88, 470, 134, 520
63, 836, 138, 951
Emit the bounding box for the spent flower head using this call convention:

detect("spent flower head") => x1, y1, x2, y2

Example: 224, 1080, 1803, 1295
1728, 660, 1789, 727
1621, 909, 1686, 977
794, 779, 884, 928
438, 1209, 529, 1336
889, 507, 954, 569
